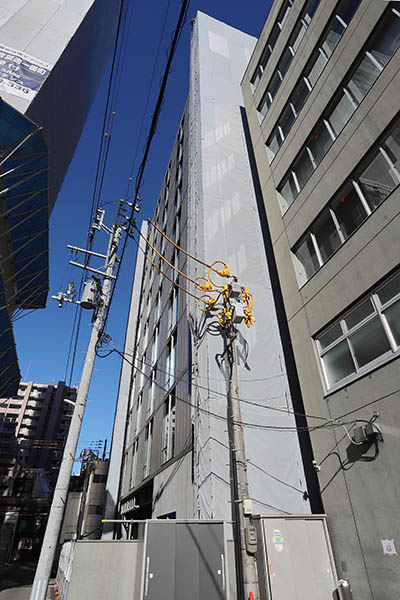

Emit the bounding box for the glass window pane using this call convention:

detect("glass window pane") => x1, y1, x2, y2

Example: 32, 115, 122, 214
347, 55, 380, 104
278, 4, 290, 28
322, 17, 345, 57
318, 323, 343, 350
269, 71, 282, 99
294, 235, 320, 282
358, 150, 398, 211
252, 68, 262, 88
279, 175, 298, 210
259, 93, 271, 118
305, 49, 327, 86
260, 45, 272, 69
382, 122, 400, 173
327, 90, 355, 136
267, 129, 281, 155
345, 299, 374, 330
304, 0, 320, 22
313, 209, 341, 262
269, 25, 280, 50
383, 300, 400, 346
349, 316, 391, 367
308, 121, 333, 165
339, 0, 361, 26
293, 148, 314, 189
377, 272, 400, 305
278, 47, 293, 78
280, 104, 296, 137
291, 78, 310, 115
323, 340, 355, 387
291, 22, 306, 52
370, 10, 400, 69
331, 184, 368, 239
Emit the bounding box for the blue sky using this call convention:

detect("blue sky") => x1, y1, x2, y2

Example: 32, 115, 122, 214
13, 0, 272, 467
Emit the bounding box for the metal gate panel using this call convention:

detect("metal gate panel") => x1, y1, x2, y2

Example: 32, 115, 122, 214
258, 516, 336, 600
143, 521, 176, 599
142, 520, 228, 600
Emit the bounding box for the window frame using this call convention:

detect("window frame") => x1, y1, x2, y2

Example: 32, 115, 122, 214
278, 5, 400, 208
266, 0, 363, 159
291, 116, 400, 286
316, 271, 400, 392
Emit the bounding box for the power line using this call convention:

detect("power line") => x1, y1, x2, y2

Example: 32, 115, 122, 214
114, 348, 349, 434
107, 346, 335, 425
64, 0, 129, 386
99, 0, 190, 345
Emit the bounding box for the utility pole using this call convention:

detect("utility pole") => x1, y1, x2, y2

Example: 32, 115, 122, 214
29, 209, 122, 600
222, 287, 260, 600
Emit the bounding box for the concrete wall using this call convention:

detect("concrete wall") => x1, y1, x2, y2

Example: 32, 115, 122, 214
66, 540, 144, 600
242, 1, 400, 598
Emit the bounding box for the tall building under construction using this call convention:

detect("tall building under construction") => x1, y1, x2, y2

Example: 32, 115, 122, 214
104, 11, 319, 533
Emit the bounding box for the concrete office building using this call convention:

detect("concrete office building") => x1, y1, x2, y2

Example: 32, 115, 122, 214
0, 0, 121, 397
242, 0, 400, 597
104, 12, 320, 534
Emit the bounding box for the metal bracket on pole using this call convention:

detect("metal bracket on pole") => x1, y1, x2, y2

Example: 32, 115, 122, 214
67, 245, 107, 259
68, 261, 116, 279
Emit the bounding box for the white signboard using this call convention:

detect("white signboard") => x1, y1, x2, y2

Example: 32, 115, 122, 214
0, 44, 53, 101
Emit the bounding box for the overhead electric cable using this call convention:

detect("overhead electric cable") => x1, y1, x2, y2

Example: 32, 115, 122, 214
113, 349, 354, 434
64, 0, 128, 385
99, 0, 190, 344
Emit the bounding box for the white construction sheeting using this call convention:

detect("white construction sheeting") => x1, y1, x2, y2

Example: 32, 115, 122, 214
188, 12, 310, 520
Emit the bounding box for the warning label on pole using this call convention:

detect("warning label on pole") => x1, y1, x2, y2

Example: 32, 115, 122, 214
0, 44, 53, 102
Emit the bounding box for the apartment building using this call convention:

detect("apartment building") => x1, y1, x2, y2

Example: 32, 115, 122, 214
0, 380, 76, 561
0, 381, 76, 501
242, 1, 400, 597
104, 12, 318, 535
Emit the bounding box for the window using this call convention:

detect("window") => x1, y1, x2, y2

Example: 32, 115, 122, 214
292, 117, 400, 285
135, 393, 143, 436
307, 121, 334, 165
266, 0, 363, 158
161, 392, 176, 464
143, 420, 153, 479
165, 333, 177, 390
130, 439, 139, 489
151, 325, 159, 366
312, 209, 341, 262
172, 249, 180, 281
175, 185, 182, 213
257, 0, 321, 118
326, 89, 356, 137
278, 6, 400, 208
293, 149, 313, 189
168, 288, 178, 335
305, 48, 328, 87
322, 15, 346, 57
330, 184, 368, 239
154, 285, 162, 323
357, 147, 400, 211
251, 0, 293, 89
316, 270, 400, 389
148, 368, 157, 416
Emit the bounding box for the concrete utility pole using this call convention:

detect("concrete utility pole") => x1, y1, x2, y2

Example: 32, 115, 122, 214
224, 304, 260, 600
29, 215, 121, 600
